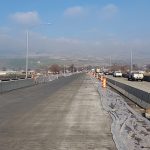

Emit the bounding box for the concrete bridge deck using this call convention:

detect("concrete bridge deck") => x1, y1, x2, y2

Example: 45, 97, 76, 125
0, 74, 116, 150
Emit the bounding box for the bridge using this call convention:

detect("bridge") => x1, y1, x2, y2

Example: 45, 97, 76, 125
0, 73, 150, 150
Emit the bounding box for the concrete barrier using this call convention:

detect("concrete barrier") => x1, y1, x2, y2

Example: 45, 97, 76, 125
107, 78, 150, 109
0, 79, 35, 93
144, 75, 150, 82
0, 73, 82, 94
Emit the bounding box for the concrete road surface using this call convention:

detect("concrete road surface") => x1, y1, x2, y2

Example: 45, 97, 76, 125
0, 74, 116, 150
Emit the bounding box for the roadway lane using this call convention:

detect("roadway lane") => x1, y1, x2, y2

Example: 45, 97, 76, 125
0, 74, 116, 150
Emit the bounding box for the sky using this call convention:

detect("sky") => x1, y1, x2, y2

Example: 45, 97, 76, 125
0, 0, 150, 59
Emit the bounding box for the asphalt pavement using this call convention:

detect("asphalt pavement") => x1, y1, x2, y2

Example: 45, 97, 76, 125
0, 73, 116, 150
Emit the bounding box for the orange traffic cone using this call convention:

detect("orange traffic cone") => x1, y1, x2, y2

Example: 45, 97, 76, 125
102, 77, 106, 88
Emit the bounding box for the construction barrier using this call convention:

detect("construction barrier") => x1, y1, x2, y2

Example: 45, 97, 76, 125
101, 76, 103, 81
96, 74, 99, 79
145, 108, 150, 119
102, 77, 106, 88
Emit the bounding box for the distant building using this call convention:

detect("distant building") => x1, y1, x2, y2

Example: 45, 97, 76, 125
0, 71, 7, 75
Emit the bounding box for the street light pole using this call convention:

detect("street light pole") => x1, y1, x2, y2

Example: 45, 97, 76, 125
130, 50, 133, 72
109, 56, 112, 67
25, 23, 51, 79
64, 65, 65, 75
25, 30, 29, 79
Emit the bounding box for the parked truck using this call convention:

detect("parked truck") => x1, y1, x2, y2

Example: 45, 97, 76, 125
128, 71, 144, 81
95, 68, 100, 73
113, 71, 122, 77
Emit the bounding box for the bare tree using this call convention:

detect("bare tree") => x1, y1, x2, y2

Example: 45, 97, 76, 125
111, 64, 130, 73
2, 67, 6, 71
146, 64, 150, 72
68, 64, 76, 72
133, 64, 139, 71
50, 64, 61, 74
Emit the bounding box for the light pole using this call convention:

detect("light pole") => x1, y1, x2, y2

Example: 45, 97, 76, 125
25, 30, 29, 79
25, 23, 51, 79
130, 50, 133, 72
73, 65, 74, 73
109, 56, 112, 67
64, 65, 65, 76
109, 56, 112, 71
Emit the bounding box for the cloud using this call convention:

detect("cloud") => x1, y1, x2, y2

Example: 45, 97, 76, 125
100, 4, 119, 19
55, 37, 82, 44
0, 33, 25, 56
10, 11, 41, 26
86, 28, 99, 33
0, 27, 11, 34
0, 28, 150, 59
64, 6, 85, 17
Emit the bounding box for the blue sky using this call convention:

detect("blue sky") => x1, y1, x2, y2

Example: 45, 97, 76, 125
0, 0, 150, 58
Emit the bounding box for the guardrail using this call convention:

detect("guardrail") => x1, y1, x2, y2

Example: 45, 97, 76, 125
107, 78, 150, 109
144, 75, 150, 82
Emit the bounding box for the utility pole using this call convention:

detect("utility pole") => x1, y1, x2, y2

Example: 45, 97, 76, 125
109, 56, 112, 68
110, 56, 112, 66
64, 65, 65, 75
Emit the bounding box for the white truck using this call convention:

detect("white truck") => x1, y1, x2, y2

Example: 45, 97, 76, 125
128, 71, 144, 81
113, 71, 122, 77
95, 68, 100, 73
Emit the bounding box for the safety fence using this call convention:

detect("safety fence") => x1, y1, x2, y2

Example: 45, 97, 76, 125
34, 73, 74, 84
